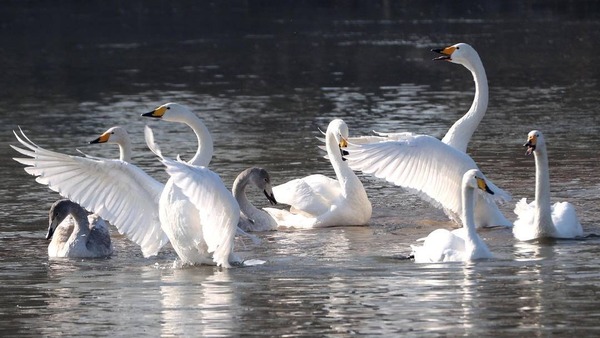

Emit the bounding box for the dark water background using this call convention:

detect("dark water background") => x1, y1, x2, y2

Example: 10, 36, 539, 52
1, 1, 600, 336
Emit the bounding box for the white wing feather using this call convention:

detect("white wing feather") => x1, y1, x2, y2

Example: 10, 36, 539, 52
144, 125, 238, 267
162, 159, 239, 268
272, 174, 340, 217
11, 129, 167, 257
346, 133, 510, 217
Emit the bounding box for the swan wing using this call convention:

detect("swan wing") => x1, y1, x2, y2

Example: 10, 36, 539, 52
87, 215, 114, 257
551, 201, 584, 238
11, 129, 167, 257
272, 174, 340, 216
162, 159, 239, 268
346, 134, 477, 215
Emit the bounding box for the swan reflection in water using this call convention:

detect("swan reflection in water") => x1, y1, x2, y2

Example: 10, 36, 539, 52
160, 268, 235, 337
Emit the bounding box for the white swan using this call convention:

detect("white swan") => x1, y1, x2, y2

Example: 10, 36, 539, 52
11, 103, 212, 258
233, 167, 278, 232
513, 130, 584, 241
46, 199, 113, 258
263, 119, 372, 228
145, 126, 238, 267
345, 43, 510, 228
432, 43, 488, 152
411, 169, 494, 263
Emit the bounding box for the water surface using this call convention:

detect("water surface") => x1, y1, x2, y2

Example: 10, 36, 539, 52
2, 2, 600, 336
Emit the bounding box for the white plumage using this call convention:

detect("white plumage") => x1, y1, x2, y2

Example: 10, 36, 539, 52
346, 133, 510, 227
345, 43, 511, 228
513, 130, 583, 241
264, 119, 372, 228
411, 169, 494, 263
12, 127, 167, 257
145, 126, 238, 267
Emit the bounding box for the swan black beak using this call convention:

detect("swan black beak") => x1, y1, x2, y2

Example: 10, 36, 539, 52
141, 111, 161, 118
89, 133, 109, 144
142, 105, 167, 119
339, 137, 349, 161
46, 225, 55, 240
524, 141, 536, 156
264, 190, 277, 205
431, 46, 455, 61
476, 177, 495, 195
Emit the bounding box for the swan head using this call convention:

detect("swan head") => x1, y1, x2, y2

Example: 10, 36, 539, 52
89, 126, 129, 145
432, 43, 479, 65
327, 119, 350, 160
524, 130, 544, 155
47, 199, 79, 240
463, 169, 494, 195
247, 167, 277, 205
141, 102, 194, 123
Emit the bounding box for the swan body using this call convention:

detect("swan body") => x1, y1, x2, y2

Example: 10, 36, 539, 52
411, 169, 494, 263
233, 167, 278, 232
345, 43, 510, 228
145, 126, 237, 267
432, 43, 488, 152
12, 127, 167, 257
513, 130, 583, 241
47, 199, 113, 258
264, 119, 372, 228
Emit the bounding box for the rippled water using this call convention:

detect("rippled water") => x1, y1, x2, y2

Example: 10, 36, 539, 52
2, 2, 600, 336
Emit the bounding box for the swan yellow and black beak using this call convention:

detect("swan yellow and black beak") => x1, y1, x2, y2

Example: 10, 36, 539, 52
339, 137, 349, 161
524, 134, 537, 155
432, 45, 456, 61
142, 105, 168, 119
89, 131, 110, 144
476, 177, 495, 195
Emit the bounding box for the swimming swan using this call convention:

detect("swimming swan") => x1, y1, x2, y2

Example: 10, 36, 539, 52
12, 126, 167, 257
47, 199, 113, 258
145, 126, 238, 267
233, 167, 278, 232
411, 169, 494, 263
345, 43, 510, 228
513, 130, 583, 240
263, 119, 372, 228
11, 103, 212, 257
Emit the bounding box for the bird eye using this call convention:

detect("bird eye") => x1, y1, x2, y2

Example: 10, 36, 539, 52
167, 107, 171, 110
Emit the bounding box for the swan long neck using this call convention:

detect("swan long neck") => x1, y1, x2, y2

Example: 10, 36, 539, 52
185, 115, 213, 167
232, 174, 260, 218
326, 132, 358, 197
442, 57, 488, 152
533, 144, 555, 234
462, 184, 478, 241
118, 138, 133, 163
